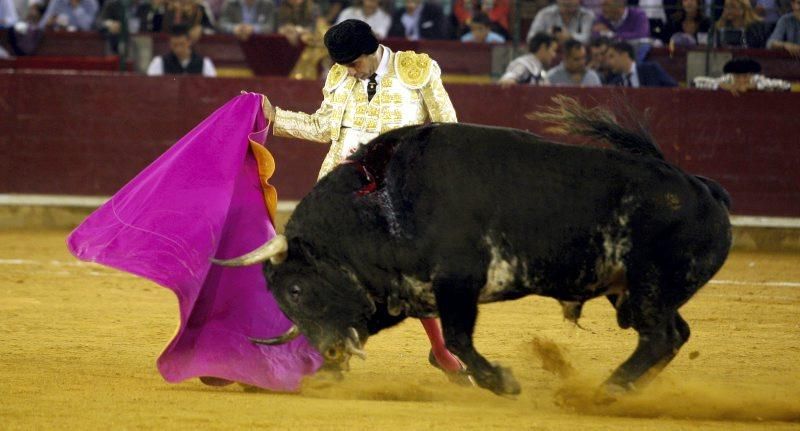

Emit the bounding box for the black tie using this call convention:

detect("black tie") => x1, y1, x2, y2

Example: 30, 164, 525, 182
367, 74, 378, 102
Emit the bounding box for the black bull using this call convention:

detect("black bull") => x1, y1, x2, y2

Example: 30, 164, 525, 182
214, 118, 732, 396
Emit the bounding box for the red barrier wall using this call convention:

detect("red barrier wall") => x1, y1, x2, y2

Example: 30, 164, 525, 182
1, 71, 798, 216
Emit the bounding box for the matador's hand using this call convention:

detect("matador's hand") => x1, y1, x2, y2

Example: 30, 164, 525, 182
261, 95, 276, 123
241, 91, 276, 122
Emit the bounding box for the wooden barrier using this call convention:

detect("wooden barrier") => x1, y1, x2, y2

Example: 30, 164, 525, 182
1, 70, 798, 216
649, 47, 800, 83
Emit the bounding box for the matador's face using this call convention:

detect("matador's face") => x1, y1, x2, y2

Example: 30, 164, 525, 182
342, 48, 381, 80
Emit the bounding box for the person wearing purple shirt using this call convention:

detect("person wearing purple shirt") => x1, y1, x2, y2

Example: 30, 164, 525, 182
593, 0, 650, 41
38, 0, 98, 30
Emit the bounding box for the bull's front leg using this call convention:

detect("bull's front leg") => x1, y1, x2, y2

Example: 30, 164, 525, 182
433, 274, 521, 395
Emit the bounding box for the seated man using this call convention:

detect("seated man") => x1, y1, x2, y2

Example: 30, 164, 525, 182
587, 35, 612, 83
387, 0, 448, 40
146, 24, 217, 77
461, 12, 506, 43
527, 0, 595, 44
498, 32, 558, 86
693, 57, 791, 94
593, 0, 650, 41
38, 0, 99, 31
335, 0, 392, 39
218, 0, 275, 40
96, 0, 143, 54
547, 39, 602, 86
766, 0, 800, 56
605, 40, 676, 87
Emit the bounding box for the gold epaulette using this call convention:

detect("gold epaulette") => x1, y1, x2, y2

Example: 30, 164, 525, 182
324, 64, 349, 92
394, 51, 433, 89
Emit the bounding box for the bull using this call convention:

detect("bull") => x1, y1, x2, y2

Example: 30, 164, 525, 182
214, 98, 732, 396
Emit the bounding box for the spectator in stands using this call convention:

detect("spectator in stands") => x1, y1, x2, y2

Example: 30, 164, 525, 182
664, 0, 711, 45
767, 0, 800, 56
320, 0, 350, 24
547, 38, 603, 85
164, 0, 216, 42
38, 0, 99, 30
96, 0, 145, 54
288, 17, 330, 78
703, 0, 727, 21
277, 0, 321, 45
593, 0, 650, 41
715, 0, 770, 48
147, 23, 216, 76
498, 32, 558, 86
1, 0, 19, 27
527, 0, 595, 43
26, 0, 46, 22
754, 0, 782, 25
137, 0, 167, 32
11, 0, 26, 21
693, 57, 791, 93
387, 0, 448, 40
605, 40, 677, 86
452, 0, 510, 38
582, 0, 603, 16
638, 0, 668, 42
460, 11, 505, 42
218, 0, 275, 40
587, 35, 612, 82
335, 0, 391, 39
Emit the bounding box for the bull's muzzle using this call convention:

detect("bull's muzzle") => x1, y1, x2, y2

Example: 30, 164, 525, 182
210, 235, 288, 266
345, 327, 367, 360
323, 327, 367, 365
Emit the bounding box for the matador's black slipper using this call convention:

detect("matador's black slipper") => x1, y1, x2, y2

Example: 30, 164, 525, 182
428, 350, 476, 387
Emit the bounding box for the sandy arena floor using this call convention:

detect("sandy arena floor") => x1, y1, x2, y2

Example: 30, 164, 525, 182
1, 229, 798, 430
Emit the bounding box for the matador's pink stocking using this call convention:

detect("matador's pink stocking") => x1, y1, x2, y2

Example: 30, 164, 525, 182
420, 318, 463, 372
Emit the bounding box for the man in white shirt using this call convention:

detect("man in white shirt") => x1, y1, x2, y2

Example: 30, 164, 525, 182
146, 24, 216, 77
527, 0, 595, 43
547, 38, 603, 86
335, 0, 391, 39
498, 32, 558, 86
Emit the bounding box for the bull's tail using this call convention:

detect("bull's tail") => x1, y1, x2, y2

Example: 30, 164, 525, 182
530, 96, 665, 160
695, 175, 732, 210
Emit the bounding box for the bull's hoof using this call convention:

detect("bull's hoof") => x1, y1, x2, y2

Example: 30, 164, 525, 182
594, 381, 634, 405
428, 350, 475, 387
491, 364, 521, 396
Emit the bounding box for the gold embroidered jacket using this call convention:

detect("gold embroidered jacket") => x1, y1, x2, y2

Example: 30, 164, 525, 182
274, 47, 458, 178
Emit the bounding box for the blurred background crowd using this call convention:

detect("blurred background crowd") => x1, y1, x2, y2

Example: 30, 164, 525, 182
0, 0, 797, 90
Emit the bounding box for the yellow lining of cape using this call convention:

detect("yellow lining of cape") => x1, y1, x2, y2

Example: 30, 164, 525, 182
249, 139, 278, 223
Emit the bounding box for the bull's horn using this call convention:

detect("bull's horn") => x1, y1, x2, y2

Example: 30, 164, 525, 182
249, 325, 300, 346
211, 235, 288, 266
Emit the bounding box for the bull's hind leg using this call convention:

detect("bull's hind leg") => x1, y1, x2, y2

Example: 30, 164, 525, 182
433, 274, 521, 395
605, 296, 691, 392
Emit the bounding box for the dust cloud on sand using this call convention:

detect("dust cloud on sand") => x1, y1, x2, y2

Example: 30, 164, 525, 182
529, 335, 800, 422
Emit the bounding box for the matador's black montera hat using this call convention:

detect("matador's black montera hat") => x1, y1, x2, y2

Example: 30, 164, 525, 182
324, 19, 379, 64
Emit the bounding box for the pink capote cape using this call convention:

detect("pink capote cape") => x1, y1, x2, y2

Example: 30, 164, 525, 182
67, 93, 323, 391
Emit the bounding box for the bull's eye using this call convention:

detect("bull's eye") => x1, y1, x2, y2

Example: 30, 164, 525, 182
289, 284, 302, 300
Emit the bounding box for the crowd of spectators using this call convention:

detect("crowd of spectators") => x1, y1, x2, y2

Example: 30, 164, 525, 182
499, 32, 677, 87
0, 0, 797, 82
3, 0, 797, 45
